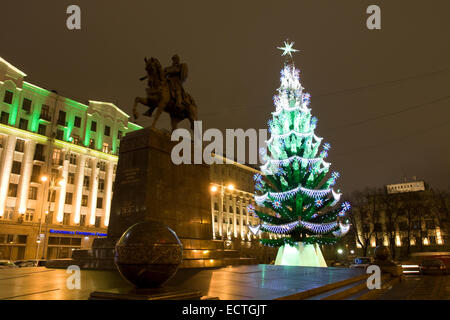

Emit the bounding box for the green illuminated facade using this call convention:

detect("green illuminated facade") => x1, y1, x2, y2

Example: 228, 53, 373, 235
0, 56, 142, 261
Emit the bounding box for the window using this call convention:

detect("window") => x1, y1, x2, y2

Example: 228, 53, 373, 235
72, 135, 79, 145
31, 165, 41, 183
98, 179, 105, 192
38, 124, 46, 136
214, 216, 218, 223
40, 105, 50, 120
17, 235, 27, 244
97, 197, 103, 209
34, 144, 45, 161
89, 138, 95, 149
22, 98, 32, 112
98, 161, 106, 171
213, 202, 218, 211
52, 149, 62, 165
429, 236, 436, 245
63, 213, 71, 225
65, 193, 73, 204
69, 153, 77, 165
3, 90, 13, 104
95, 216, 101, 228
102, 143, 109, 153
117, 130, 123, 140
104, 125, 111, 136
11, 161, 21, 174
24, 210, 34, 222
16, 139, 25, 152
3, 207, 14, 220
8, 183, 18, 197
81, 195, 88, 207
91, 121, 97, 132
0, 111, 9, 124
80, 215, 86, 226
19, 118, 28, 130
74, 116, 81, 128
56, 129, 64, 140
47, 191, 56, 202
83, 176, 90, 188
58, 110, 66, 125
68, 172, 75, 185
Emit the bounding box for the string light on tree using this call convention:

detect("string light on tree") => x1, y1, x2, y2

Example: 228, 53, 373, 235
251, 40, 352, 266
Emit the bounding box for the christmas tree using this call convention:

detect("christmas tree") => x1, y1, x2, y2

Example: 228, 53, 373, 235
248, 41, 351, 266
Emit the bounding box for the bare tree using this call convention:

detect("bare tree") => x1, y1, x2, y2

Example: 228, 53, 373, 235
431, 189, 450, 239
348, 188, 380, 257
379, 191, 402, 260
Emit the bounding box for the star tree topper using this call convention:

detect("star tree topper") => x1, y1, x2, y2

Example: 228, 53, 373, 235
277, 40, 299, 57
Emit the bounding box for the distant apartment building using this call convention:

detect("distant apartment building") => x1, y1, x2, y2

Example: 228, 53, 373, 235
209, 155, 275, 243
352, 180, 449, 257
0, 57, 142, 261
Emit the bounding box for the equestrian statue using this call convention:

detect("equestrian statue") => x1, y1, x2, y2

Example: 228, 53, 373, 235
133, 54, 198, 132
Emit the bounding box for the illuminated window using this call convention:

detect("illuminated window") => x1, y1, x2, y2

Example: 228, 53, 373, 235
28, 187, 38, 200
8, 183, 18, 197
15, 139, 25, 152
102, 143, 109, 153
81, 195, 88, 207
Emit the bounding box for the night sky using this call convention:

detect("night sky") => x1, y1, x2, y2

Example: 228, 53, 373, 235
1, 1, 449, 193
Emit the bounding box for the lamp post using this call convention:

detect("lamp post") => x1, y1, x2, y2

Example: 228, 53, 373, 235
37, 174, 65, 260
210, 182, 234, 241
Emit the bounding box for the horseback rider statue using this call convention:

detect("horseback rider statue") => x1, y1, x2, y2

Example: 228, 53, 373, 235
134, 54, 197, 132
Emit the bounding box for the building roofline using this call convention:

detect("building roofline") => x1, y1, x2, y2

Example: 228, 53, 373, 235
0, 57, 27, 77
89, 100, 130, 119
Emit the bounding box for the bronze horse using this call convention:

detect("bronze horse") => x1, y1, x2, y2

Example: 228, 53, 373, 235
133, 57, 197, 131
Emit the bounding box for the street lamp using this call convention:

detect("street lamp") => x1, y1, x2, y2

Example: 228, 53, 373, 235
337, 249, 343, 255
37, 174, 65, 260
210, 182, 235, 241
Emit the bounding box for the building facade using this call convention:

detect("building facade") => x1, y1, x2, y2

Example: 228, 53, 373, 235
351, 180, 449, 259
209, 155, 279, 243
0, 57, 142, 261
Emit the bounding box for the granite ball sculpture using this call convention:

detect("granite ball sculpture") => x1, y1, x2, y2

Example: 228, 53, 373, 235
114, 221, 183, 288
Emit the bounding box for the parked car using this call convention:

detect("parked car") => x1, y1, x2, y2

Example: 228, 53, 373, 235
14, 259, 47, 267
419, 259, 447, 275
0, 260, 18, 269
349, 257, 373, 269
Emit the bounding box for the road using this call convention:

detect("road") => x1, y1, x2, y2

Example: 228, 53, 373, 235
377, 274, 450, 300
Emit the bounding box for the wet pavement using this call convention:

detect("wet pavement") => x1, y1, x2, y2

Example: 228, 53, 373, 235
377, 274, 450, 300
0, 265, 365, 300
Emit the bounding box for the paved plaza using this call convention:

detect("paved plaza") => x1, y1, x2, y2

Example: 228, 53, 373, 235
0, 265, 365, 300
